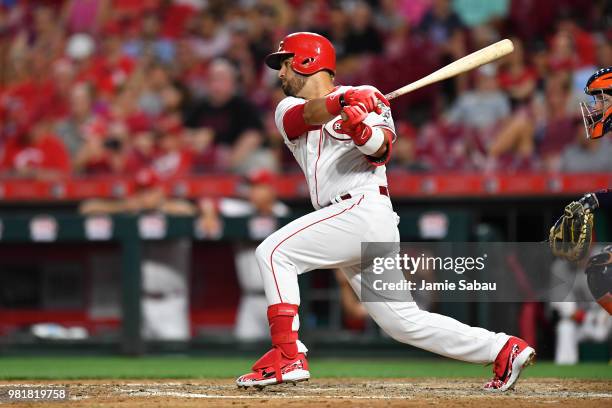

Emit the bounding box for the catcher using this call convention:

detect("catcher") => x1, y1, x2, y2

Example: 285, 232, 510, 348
549, 67, 612, 314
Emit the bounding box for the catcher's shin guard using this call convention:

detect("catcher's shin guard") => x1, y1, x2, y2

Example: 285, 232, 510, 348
236, 303, 310, 388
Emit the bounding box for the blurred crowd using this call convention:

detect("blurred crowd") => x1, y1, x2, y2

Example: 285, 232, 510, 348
1, 0, 612, 182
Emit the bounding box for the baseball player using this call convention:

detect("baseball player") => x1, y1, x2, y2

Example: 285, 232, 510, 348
549, 66, 612, 314
237, 32, 535, 391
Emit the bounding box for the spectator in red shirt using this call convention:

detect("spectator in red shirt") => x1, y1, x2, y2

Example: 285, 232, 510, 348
159, 0, 201, 39
129, 79, 193, 179
174, 37, 209, 99
555, 15, 596, 68
2, 52, 57, 134
124, 117, 156, 174
497, 38, 537, 109
548, 30, 580, 74
77, 21, 136, 98
0, 112, 71, 180
148, 92, 193, 180
72, 119, 128, 175
150, 128, 192, 180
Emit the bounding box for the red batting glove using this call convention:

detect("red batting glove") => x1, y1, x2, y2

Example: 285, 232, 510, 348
339, 105, 372, 146
344, 87, 390, 115
325, 87, 390, 116
325, 89, 349, 116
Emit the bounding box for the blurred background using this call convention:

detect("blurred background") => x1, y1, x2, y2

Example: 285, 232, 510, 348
0, 0, 610, 363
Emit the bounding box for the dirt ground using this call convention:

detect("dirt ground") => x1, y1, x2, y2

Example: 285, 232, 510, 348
1, 378, 610, 407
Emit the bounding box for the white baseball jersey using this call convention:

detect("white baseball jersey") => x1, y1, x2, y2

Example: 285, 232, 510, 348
274, 85, 396, 209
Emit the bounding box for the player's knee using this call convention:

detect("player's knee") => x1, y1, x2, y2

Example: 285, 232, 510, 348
376, 320, 409, 343
255, 241, 272, 265
368, 302, 425, 341
256, 236, 286, 264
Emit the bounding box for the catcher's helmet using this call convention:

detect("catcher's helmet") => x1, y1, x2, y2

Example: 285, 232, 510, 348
265, 32, 336, 76
585, 245, 612, 315
580, 66, 612, 139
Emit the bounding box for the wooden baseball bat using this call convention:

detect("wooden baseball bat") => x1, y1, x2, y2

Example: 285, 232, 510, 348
384, 38, 514, 100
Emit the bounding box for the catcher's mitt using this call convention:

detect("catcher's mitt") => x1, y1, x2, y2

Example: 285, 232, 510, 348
549, 201, 594, 262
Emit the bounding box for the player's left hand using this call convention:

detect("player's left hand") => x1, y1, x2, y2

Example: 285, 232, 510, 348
344, 87, 389, 115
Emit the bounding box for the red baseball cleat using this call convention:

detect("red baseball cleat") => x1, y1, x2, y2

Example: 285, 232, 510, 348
484, 336, 536, 392
236, 350, 310, 389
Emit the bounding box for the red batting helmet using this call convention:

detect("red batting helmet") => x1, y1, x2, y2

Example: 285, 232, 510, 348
580, 66, 612, 139
265, 32, 336, 76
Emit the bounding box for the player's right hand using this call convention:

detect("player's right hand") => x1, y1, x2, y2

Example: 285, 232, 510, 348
339, 104, 377, 148
339, 104, 369, 132
344, 87, 389, 115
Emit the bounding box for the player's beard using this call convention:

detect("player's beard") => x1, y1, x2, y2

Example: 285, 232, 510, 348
281, 74, 307, 97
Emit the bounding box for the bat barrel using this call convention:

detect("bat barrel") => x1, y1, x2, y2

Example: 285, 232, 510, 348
384, 39, 514, 101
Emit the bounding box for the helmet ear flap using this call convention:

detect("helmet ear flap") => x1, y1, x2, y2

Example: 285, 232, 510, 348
293, 57, 316, 74
292, 57, 315, 74
292, 55, 317, 75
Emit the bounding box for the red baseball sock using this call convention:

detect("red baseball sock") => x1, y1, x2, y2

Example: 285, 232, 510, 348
268, 303, 299, 359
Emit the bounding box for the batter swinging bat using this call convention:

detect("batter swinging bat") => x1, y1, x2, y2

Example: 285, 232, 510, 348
384, 38, 514, 100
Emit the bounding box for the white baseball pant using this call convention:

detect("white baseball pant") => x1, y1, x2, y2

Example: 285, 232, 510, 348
254, 186, 509, 364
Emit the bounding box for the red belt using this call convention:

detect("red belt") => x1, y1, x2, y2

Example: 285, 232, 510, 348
338, 186, 389, 202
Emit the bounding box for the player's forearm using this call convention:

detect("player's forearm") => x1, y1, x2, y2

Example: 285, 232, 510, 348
364, 129, 393, 167
301, 87, 391, 128
303, 98, 336, 125
370, 136, 389, 158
